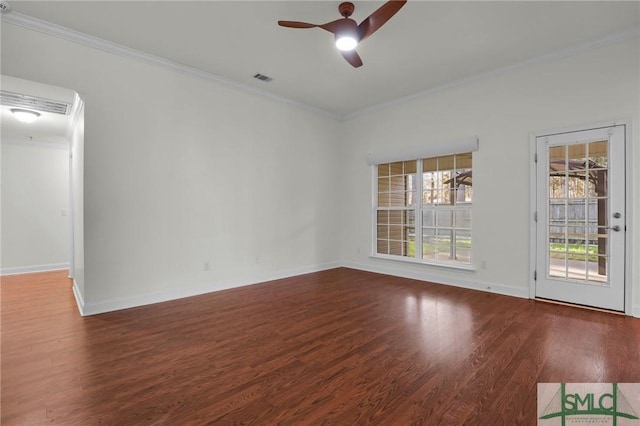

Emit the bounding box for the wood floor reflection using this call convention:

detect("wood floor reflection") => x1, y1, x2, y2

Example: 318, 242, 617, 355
2, 268, 639, 424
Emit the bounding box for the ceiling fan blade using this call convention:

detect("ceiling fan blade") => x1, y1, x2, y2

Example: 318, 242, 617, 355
278, 21, 319, 29
319, 18, 349, 35
341, 50, 363, 68
358, 0, 407, 42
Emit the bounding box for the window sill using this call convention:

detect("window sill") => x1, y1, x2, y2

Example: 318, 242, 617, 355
369, 254, 477, 272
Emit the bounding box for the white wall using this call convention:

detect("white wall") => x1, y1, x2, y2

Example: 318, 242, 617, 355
339, 39, 640, 314
1, 22, 341, 314
2, 21, 638, 316
1, 142, 70, 273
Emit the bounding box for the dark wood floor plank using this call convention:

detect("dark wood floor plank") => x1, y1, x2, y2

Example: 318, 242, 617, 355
2, 268, 639, 425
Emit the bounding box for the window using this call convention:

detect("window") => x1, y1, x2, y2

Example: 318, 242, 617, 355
374, 153, 473, 267
376, 160, 417, 257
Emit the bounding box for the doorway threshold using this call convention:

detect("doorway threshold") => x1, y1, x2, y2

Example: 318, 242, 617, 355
535, 297, 625, 315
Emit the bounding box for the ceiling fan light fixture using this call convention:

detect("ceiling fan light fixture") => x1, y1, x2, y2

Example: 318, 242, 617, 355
10, 108, 41, 123
278, 0, 407, 67
335, 35, 358, 51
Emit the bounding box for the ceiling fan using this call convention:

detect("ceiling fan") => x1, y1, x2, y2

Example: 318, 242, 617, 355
278, 1, 407, 68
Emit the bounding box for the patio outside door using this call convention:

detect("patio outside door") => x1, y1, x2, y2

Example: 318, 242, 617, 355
535, 125, 626, 311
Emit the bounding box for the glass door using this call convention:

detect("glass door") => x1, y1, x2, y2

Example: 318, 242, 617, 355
535, 126, 625, 311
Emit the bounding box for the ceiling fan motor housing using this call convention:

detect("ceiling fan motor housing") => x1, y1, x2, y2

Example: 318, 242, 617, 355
339, 2, 355, 18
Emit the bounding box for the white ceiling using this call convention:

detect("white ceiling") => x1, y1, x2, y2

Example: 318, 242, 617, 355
3, 1, 640, 118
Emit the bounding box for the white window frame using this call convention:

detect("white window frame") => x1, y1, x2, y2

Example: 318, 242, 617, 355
371, 155, 474, 270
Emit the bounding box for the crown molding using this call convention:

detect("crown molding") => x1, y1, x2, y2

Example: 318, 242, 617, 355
343, 25, 640, 121
1, 11, 342, 121
2, 12, 638, 122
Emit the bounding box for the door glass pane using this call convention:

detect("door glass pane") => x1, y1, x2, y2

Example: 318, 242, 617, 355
568, 172, 585, 198
549, 225, 566, 248
588, 141, 608, 169
549, 174, 565, 198
549, 253, 567, 279
550, 202, 566, 221
590, 256, 608, 283
588, 136, 609, 285
567, 256, 587, 281
547, 142, 610, 285
590, 172, 608, 198
549, 146, 566, 168
568, 143, 587, 169
549, 222, 566, 281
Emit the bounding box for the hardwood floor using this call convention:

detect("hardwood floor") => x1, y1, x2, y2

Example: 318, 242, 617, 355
1, 268, 639, 425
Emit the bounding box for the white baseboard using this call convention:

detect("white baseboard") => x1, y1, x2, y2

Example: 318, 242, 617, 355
70, 259, 634, 317
341, 260, 530, 299
72, 279, 86, 316
80, 261, 341, 316
0, 263, 70, 276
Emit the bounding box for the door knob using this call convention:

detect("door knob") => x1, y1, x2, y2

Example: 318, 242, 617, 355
608, 225, 621, 232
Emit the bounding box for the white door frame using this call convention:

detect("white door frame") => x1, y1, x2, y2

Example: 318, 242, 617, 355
66, 93, 85, 280
529, 119, 633, 315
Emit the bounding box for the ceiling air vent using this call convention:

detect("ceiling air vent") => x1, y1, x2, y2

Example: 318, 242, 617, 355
0, 1, 11, 14
253, 73, 273, 83
0, 91, 70, 115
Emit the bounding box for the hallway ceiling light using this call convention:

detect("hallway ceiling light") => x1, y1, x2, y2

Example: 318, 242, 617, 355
10, 108, 41, 123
